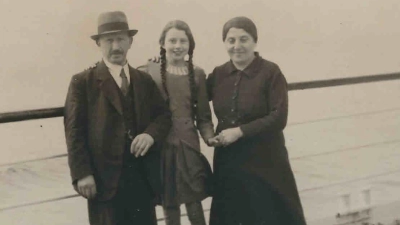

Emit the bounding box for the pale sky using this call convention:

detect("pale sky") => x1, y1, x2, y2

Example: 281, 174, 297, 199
1, 0, 400, 111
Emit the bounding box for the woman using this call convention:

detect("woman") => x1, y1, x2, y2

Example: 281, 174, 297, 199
138, 20, 218, 225
207, 17, 307, 225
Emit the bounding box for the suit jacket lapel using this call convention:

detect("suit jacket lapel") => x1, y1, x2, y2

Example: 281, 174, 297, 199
129, 66, 142, 126
96, 61, 123, 115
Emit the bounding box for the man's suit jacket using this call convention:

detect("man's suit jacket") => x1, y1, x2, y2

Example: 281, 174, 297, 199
64, 60, 171, 201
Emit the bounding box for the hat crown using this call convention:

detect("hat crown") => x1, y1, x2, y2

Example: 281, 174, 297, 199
91, 11, 138, 40
98, 11, 128, 27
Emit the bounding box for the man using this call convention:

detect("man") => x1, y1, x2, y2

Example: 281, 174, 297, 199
64, 11, 171, 225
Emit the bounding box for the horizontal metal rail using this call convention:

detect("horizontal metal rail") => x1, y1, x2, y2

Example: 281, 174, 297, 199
287, 72, 400, 90
1, 72, 400, 124
0, 153, 67, 167
0, 107, 63, 124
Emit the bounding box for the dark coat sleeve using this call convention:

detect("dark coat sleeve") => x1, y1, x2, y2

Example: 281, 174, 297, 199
195, 68, 215, 143
63, 73, 93, 184
141, 71, 172, 143
206, 68, 216, 101
239, 65, 289, 137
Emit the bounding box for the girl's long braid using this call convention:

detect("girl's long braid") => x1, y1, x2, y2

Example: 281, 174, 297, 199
187, 49, 197, 122
160, 47, 170, 105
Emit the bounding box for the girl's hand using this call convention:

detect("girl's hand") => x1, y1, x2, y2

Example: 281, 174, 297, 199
207, 136, 222, 147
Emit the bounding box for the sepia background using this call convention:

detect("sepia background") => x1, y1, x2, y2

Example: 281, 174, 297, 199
1, 0, 400, 224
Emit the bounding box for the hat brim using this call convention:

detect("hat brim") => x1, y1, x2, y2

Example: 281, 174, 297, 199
91, 29, 138, 40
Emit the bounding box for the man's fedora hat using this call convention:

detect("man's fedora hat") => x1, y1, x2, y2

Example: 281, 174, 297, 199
91, 11, 138, 40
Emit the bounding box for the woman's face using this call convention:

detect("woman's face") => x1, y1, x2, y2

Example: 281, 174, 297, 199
224, 28, 257, 66
163, 28, 190, 63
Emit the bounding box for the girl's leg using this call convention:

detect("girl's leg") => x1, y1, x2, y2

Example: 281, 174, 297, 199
163, 206, 181, 225
185, 201, 206, 225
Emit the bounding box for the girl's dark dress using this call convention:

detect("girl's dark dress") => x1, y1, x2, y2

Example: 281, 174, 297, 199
207, 53, 307, 225
139, 61, 214, 207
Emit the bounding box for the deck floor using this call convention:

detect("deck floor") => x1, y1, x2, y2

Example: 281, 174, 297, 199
1, 80, 400, 224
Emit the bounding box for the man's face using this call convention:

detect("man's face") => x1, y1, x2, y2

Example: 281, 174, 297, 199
97, 32, 133, 65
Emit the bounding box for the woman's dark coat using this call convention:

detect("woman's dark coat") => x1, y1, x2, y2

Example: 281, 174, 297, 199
207, 54, 307, 225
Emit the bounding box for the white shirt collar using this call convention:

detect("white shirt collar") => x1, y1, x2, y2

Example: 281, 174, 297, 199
103, 58, 130, 86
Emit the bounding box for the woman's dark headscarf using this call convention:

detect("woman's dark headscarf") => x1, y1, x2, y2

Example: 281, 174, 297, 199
222, 16, 258, 43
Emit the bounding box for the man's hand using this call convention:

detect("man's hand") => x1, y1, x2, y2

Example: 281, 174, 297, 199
148, 56, 161, 63
131, 133, 155, 157
77, 175, 96, 199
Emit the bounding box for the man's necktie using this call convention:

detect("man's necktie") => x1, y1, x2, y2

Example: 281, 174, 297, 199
120, 69, 129, 96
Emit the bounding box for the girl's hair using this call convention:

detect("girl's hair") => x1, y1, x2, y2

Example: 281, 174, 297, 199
159, 20, 197, 121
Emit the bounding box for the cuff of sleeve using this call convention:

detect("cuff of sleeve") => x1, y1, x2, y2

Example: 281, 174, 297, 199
143, 131, 156, 142
239, 124, 255, 138
202, 132, 215, 144
71, 168, 93, 185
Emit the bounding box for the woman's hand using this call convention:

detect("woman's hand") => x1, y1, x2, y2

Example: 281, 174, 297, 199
216, 127, 243, 147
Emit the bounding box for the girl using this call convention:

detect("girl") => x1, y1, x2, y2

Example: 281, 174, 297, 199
138, 20, 217, 225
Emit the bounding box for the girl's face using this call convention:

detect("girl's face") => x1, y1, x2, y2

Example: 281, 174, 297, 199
163, 28, 190, 63
224, 28, 257, 66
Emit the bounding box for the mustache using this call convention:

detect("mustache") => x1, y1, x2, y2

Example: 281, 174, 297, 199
111, 50, 124, 55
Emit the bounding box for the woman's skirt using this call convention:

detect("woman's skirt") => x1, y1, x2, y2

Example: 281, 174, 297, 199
209, 168, 304, 225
